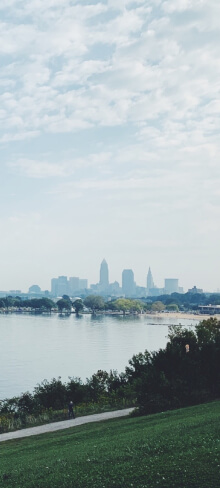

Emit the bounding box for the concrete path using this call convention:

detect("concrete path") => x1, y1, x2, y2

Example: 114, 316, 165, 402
0, 408, 133, 443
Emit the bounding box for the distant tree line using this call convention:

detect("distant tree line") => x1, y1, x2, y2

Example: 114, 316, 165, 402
0, 295, 147, 314
1, 292, 220, 315
148, 292, 220, 310
0, 297, 55, 312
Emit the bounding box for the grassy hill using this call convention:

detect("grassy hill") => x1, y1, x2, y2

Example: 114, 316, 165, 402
0, 401, 219, 488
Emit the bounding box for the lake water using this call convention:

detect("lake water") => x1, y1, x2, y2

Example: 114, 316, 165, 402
0, 313, 199, 400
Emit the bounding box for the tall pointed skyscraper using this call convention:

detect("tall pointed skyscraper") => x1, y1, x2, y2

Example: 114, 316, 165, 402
99, 259, 109, 290
146, 267, 154, 292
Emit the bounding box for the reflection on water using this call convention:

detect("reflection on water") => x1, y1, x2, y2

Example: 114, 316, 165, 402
0, 313, 198, 400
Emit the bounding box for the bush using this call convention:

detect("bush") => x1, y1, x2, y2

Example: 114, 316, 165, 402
131, 319, 220, 415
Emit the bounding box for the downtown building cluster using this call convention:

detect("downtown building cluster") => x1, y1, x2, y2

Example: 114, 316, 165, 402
50, 259, 184, 298
0, 259, 204, 299
51, 276, 88, 297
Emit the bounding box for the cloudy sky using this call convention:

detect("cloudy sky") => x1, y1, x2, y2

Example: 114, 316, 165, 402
0, 0, 219, 293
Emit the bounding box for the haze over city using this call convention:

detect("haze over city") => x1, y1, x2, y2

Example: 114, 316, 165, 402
1, 1, 219, 292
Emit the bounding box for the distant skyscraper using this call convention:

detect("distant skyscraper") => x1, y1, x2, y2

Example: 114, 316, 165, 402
122, 269, 136, 296
164, 279, 179, 294
79, 279, 88, 290
51, 276, 69, 297
57, 276, 69, 296
69, 277, 80, 294
51, 278, 58, 296
99, 259, 109, 289
146, 267, 154, 291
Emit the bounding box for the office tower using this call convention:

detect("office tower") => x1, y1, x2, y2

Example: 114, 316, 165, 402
122, 269, 136, 296
57, 276, 69, 296
79, 279, 88, 290
108, 281, 120, 294
164, 279, 179, 294
51, 278, 58, 296
146, 267, 154, 291
99, 259, 109, 290
69, 277, 80, 294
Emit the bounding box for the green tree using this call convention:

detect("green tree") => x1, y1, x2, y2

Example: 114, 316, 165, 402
0, 299, 5, 308
166, 303, 179, 312
73, 299, 84, 314
67, 377, 89, 404
62, 295, 71, 302
104, 300, 117, 311
12, 298, 22, 308
195, 318, 220, 397
113, 298, 132, 315
56, 298, 71, 313
151, 301, 165, 312
130, 318, 220, 415
86, 370, 109, 401
83, 295, 105, 313
28, 299, 41, 310
195, 317, 220, 346
129, 300, 142, 314
33, 378, 68, 410
39, 298, 55, 312
142, 303, 152, 312
4, 296, 14, 311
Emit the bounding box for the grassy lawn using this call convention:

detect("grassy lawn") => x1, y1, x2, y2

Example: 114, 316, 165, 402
0, 401, 219, 488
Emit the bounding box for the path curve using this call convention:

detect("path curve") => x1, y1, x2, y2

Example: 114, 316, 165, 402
0, 408, 133, 443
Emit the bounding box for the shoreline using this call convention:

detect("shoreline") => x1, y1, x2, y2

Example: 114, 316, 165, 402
145, 312, 219, 320
0, 310, 218, 321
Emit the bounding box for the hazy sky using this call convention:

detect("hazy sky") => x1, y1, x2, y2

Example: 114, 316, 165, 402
0, 0, 220, 293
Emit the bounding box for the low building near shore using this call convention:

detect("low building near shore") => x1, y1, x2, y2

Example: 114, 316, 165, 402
198, 305, 220, 314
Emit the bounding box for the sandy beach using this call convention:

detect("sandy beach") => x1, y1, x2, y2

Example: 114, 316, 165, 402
145, 312, 220, 321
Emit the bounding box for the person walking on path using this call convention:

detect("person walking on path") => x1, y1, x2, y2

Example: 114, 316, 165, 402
68, 401, 75, 419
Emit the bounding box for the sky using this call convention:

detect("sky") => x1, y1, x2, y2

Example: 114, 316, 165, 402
0, 0, 220, 293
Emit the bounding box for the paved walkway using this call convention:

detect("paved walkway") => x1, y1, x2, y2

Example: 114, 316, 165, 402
0, 408, 133, 443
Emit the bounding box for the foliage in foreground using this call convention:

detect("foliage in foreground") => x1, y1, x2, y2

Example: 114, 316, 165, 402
0, 318, 220, 433
126, 318, 220, 414
0, 371, 135, 433
0, 401, 220, 488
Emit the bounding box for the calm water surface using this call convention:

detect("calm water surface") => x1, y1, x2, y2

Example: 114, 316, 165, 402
0, 313, 199, 400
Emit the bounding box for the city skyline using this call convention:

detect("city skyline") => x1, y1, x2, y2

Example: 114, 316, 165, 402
49, 262, 183, 297
1, 258, 213, 296
0, 259, 218, 294
48, 261, 190, 296
0, 1, 219, 293
0, 256, 217, 294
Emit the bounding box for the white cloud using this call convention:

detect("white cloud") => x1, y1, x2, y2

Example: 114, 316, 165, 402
0, 22, 37, 54
9, 159, 68, 178
0, 131, 39, 143
0, 0, 219, 141
8, 151, 113, 178
0, 0, 220, 290
162, 0, 204, 13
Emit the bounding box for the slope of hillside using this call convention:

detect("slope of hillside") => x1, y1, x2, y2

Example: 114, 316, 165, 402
0, 401, 219, 488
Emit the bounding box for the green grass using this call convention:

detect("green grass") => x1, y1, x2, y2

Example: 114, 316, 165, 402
0, 401, 219, 488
